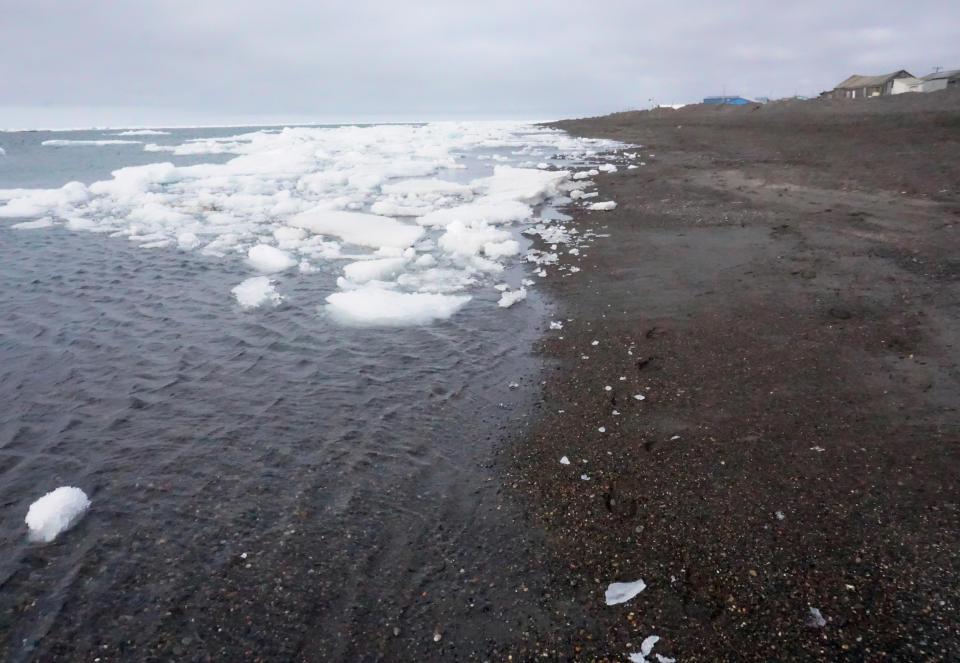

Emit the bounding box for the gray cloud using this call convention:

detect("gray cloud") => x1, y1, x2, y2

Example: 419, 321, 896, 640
1, 0, 957, 126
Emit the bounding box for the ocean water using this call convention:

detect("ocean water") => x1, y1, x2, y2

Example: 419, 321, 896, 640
0, 123, 621, 659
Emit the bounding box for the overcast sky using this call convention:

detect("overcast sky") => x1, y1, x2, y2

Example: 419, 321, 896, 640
1, 0, 957, 128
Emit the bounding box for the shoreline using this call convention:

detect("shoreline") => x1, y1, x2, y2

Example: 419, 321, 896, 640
505, 92, 960, 660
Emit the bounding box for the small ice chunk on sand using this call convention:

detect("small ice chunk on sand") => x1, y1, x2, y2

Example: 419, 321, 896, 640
550, 320, 563, 329
232, 276, 282, 308
248, 244, 296, 273
580, 474, 590, 481
776, 510, 785, 520
588, 201, 617, 211
604, 385, 612, 391
634, 394, 646, 401
591, 339, 599, 346
807, 606, 826, 628
598, 426, 606, 433
599, 163, 617, 173
560, 456, 570, 465
498, 287, 527, 308
326, 287, 470, 326
604, 579, 646, 605
25, 487, 91, 543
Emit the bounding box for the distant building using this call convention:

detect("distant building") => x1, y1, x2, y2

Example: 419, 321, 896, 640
702, 96, 753, 105
921, 69, 960, 91
825, 70, 914, 99
891, 77, 926, 94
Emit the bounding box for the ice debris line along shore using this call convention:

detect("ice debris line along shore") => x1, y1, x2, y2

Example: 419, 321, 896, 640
1, 123, 628, 326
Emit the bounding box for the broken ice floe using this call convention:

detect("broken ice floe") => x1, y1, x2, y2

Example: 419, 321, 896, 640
4, 123, 624, 326
25, 486, 91, 543
587, 201, 617, 211
232, 276, 283, 308
604, 579, 646, 605
498, 287, 527, 308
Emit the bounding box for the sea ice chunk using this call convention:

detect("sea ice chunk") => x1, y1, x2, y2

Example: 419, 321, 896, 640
498, 287, 527, 308
290, 209, 423, 249
604, 579, 646, 605
342, 257, 407, 284
587, 201, 617, 211
325, 287, 470, 326
232, 276, 282, 308
248, 244, 296, 273
25, 487, 91, 543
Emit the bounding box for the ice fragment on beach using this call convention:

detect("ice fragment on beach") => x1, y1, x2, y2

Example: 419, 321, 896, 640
598, 426, 606, 433
560, 456, 570, 465
42, 139, 142, 146
248, 244, 296, 273
810, 445, 825, 452
627, 635, 676, 663
604, 385, 612, 391
634, 394, 646, 401
580, 474, 590, 481
604, 579, 646, 605
807, 607, 826, 628
669, 434, 680, 440
776, 510, 785, 520
498, 287, 527, 308
599, 163, 617, 173
233, 276, 282, 308
591, 340, 599, 346
25, 487, 90, 543
508, 382, 519, 389
588, 201, 617, 211
550, 320, 563, 329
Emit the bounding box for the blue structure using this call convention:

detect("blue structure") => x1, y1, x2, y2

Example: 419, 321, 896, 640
703, 96, 753, 105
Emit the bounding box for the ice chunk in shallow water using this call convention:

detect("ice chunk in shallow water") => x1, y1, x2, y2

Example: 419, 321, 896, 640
177, 232, 200, 250
325, 287, 470, 326
25, 487, 90, 543
416, 200, 532, 228
42, 139, 141, 146
604, 579, 646, 605
113, 129, 170, 136
248, 244, 296, 273
498, 287, 527, 308
232, 276, 282, 308
290, 209, 423, 249
588, 201, 617, 211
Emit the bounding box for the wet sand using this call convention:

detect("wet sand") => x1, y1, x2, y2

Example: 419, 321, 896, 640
506, 91, 960, 660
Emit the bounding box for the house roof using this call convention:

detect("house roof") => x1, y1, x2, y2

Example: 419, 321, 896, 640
834, 71, 913, 89
922, 69, 960, 81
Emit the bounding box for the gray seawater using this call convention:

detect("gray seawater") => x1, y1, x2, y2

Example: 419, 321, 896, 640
0, 128, 560, 660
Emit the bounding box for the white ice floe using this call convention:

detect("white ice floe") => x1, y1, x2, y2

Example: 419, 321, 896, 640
588, 201, 617, 211
604, 579, 646, 605
11, 217, 55, 229
25, 487, 91, 543
248, 244, 296, 273
497, 287, 527, 308
342, 257, 408, 284
232, 276, 282, 308
113, 129, 171, 136
291, 209, 423, 249
42, 139, 141, 146
326, 287, 470, 326
599, 163, 618, 173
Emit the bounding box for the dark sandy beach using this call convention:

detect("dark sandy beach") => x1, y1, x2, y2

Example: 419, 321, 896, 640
504, 90, 960, 661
